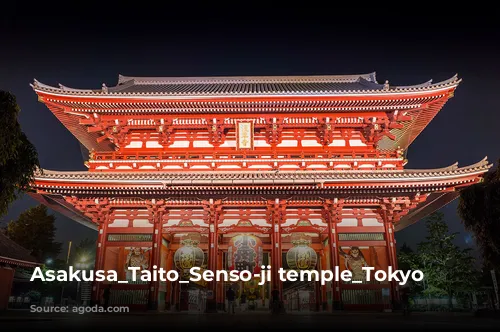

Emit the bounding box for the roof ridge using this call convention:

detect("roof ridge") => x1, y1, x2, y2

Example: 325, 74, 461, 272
114, 73, 377, 86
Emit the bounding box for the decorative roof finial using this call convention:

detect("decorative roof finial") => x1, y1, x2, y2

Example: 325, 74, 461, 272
384, 80, 389, 90
102, 83, 108, 93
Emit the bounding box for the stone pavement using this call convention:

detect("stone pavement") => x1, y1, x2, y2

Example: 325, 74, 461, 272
1, 309, 499, 330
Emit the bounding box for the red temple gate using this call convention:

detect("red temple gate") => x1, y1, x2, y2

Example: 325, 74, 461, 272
28, 73, 490, 311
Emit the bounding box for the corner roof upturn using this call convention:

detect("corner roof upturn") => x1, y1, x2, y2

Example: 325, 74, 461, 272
31, 72, 460, 97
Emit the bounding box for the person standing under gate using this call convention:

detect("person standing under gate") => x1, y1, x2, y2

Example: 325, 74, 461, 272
103, 284, 111, 309
226, 286, 236, 314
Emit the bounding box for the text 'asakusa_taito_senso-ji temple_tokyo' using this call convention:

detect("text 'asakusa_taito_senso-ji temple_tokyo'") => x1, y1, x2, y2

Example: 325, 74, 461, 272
28, 72, 491, 312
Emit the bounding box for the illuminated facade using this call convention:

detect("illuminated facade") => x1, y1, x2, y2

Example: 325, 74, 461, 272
29, 73, 490, 311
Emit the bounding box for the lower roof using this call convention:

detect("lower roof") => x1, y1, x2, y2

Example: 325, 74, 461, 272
32, 158, 490, 188
0, 232, 40, 267
28, 158, 491, 232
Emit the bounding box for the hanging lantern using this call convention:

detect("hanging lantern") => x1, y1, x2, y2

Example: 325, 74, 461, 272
228, 234, 263, 274
174, 236, 204, 277
286, 234, 317, 270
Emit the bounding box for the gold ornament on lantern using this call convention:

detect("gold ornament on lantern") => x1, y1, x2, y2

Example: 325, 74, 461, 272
174, 234, 204, 277
286, 233, 317, 270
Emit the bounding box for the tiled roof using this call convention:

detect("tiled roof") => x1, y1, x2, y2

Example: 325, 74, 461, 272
0, 231, 39, 267
110, 74, 383, 95
33, 158, 490, 184
31, 73, 460, 97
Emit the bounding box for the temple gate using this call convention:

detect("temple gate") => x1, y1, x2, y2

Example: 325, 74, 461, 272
28, 73, 490, 311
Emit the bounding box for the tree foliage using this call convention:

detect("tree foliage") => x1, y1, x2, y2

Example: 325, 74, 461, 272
71, 237, 96, 268
418, 213, 478, 299
398, 212, 479, 308
398, 243, 425, 295
6, 205, 62, 261
0, 91, 40, 216
458, 161, 500, 269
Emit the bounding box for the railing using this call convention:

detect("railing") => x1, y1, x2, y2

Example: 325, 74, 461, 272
341, 288, 386, 305
109, 289, 149, 305
88, 150, 403, 172
92, 150, 398, 161
338, 233, 385, 241
107, 234, 153, 242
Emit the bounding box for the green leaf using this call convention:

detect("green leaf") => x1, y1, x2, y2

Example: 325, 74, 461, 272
0, 90, 40, 217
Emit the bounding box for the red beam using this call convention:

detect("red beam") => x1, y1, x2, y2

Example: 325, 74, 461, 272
338, 241, 386, 247
337, 226, 384, 233
106, 228, 153, 234
105, 242, 153, 247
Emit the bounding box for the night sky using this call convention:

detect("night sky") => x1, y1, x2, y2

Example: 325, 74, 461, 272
1, 7, 499, 258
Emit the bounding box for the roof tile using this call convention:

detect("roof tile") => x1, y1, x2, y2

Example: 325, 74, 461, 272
0, 231, 39, 266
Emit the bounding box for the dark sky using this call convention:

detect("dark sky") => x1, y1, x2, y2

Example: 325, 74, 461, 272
1, 7, 499, 258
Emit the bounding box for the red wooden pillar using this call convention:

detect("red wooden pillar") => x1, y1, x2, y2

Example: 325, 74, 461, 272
320, 250, 328, 310
148, 209, 163, 310
315, 266, 321, 311
327, 215, 342, 310
92, 212, 109, 305
165, 248, 173, 310
173, 280, 180, 311
270, 199, 283, 300
384, 216, 399, 308
205, 199, 219, 312
216, 248, 224, 310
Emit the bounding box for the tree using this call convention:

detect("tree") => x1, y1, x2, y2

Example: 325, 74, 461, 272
417, 212, 479, 309
458, 161, 500, 269
6, 205, 62, 261
398, 243, 425, 296
0, 91, 40, 217
71, 238, 96, 269
34, 258, 69, 300
397, 242, 415, 273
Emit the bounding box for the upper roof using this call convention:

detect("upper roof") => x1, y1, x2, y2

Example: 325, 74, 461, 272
0, 231, 40, 267
31, 72, 460, 97
31, 72, 461, 154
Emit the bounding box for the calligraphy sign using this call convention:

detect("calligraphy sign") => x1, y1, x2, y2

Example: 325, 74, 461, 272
236, 121, 254, 150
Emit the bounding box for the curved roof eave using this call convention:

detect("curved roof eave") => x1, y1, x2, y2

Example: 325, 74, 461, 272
30, 74, 460, 99
31, 157, 491, 185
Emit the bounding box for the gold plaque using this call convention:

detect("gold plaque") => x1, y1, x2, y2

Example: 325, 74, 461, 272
236, 121, 254, 150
